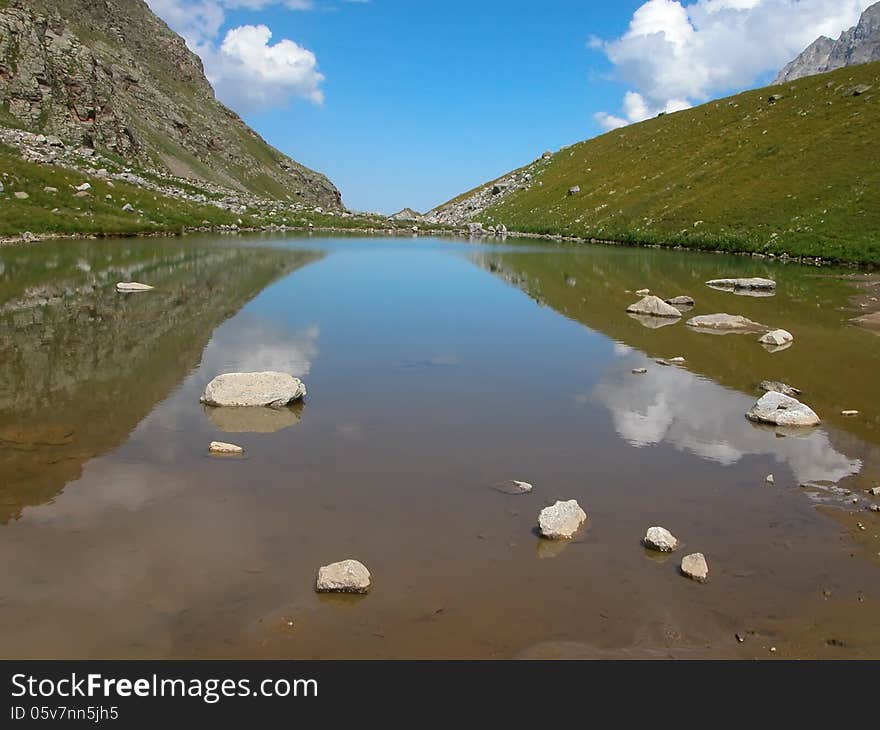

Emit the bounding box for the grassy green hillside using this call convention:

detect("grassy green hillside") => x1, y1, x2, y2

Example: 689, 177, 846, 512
472, 62, 880, 264
0, 144, 413, 239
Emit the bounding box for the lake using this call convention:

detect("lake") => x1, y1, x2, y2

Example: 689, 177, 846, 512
1, 234, 879, 659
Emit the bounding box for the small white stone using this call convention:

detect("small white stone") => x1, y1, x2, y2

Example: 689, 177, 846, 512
766, 474, 775, 484
316, 559, 371, 593
209, 441, 243, 455
681, 553, 709, 583
644, 526, 679, 552
538, 500, 587, 540
116, 281, 154, 292
632, 368, 648, 374
636, 288, 650, 296
841, 410, 859, 417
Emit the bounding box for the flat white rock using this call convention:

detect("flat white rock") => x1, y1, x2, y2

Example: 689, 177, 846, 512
681, 553, 709, 583
626, 295, 682, 319
759, 329, 794, 346
209, 441, 243, 455
538, 500, 587, 540
636, 288, 651, 296
687, 313, 767, 331
116, 282, 154, 292
494, 480, 534, 495
201, 372, 306, 408
316, 559, 372, 593
644, 526, 679, 552
746, 391, 820, 427
706, 277, 776, 290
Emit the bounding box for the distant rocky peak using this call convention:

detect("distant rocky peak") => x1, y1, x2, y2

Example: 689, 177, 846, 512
774, 2, 880, 84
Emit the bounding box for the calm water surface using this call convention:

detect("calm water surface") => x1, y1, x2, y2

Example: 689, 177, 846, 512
1, 234, 879, 659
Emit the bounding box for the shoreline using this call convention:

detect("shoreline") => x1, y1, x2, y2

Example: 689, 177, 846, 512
3, 223, 877, 271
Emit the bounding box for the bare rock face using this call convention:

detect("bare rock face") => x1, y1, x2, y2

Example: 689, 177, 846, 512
538, 500, 587, 540
759, 329, 794, 346
746, 391, 820, 427
201, 372, 307, 408
774, 3, 880, 83
644, 526, 679, 552
687, 313, 768, 332
626, 295, 682, 319
316, 560, 371, 594
681, 553, 709, 583
0, 0, 341, 208
706, 278, 776, 291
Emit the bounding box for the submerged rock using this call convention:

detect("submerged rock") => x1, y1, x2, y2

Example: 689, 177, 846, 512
316, 560, 372, 594
681, 553, 709, 583
209, 441, 244, 455
666, 295, 695, 307
759, 329, 794, 346
201, 372, 306, 408
686, 313, 767, 332
706, 277, 776, 291
759, 380, 802, 397
116, 281, 154, 292
746, 391, 820, 427
626, 295, 682, 319
644, 526, 679, 552
494, 480, 534, 495
538, 500, 587, 540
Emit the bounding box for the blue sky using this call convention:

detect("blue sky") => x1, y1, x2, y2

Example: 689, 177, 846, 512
147, 1, 872, 213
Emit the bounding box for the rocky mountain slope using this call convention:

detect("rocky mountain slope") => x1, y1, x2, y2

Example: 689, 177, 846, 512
429, 61, 880, 265
774, 2, 880, 83
0, 0, 341, 208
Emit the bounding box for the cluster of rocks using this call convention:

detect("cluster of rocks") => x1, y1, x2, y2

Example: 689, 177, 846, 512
424, 151, 554, 227
623, 277, 828, 429
0, 126, 337, 222
643, 527, 709, 583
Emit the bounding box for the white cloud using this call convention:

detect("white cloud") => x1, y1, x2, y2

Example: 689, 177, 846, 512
593, 0, 872, 129
146, 0, 327, 112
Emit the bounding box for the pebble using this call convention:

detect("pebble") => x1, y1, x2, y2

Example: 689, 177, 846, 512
766, 474, 775, 484
209, 441, 244, 455
841, 410, 859, 417
632, 368, 648, 374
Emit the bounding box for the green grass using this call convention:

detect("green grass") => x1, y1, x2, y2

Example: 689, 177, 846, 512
466, 62, 880, 265
0, 144, 246, 236
0, 144, 453, 238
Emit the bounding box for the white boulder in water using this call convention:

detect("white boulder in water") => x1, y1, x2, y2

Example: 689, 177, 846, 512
644, 526, 679, 552
686, 313, 767, 332
201, 372, 306, 408
626, 295, 682, 318
706, 277, 776, 290
759, 329, 794, 346
538, 500, 587, 539
116, 282, 154, 292
681, 553, 709, 583
209, 441, 244, 455
316, 559, 372, 594
746, 391, 820, 427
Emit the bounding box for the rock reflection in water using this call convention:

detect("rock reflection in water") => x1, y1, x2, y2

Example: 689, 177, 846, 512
593, 363, 861, 485
204, 402, 305, 434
